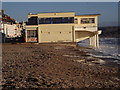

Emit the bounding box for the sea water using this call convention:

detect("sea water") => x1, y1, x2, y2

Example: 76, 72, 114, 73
78, 38, 120, 64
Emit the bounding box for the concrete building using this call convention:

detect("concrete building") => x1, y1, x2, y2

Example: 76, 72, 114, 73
0, 10, 22, 42
25, 12, 102, 48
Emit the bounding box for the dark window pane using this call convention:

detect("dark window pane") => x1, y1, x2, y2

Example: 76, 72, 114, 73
44, 18, 51, 24
27, 17, 38, 25
39, 18, 51, 24
52, 18, 62, 24
39, 17, 74, 24
62, 17, 69, 23
39, 18, 45, 24
69, 17, 74, 23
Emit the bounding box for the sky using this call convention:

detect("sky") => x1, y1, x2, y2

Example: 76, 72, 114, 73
2, 2, 119, 27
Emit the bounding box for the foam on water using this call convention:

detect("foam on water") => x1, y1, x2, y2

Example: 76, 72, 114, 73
78, 38, 120, 64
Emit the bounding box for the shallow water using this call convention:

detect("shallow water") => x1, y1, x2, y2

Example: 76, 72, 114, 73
78, 38, 120, 64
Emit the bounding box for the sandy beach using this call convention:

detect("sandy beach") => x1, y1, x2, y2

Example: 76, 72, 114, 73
2, 43, 120, 88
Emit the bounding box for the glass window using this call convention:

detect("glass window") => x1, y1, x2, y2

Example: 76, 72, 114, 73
62, 17, 69, 23
39, 17, 74, 24
69, 17, 74, 23
81, 18, 95, 24
39, 18, 51, 24
27, 30, 37, 38
52, 18, 62, 24
39, 18, 44, 24
27, 17, 38, 25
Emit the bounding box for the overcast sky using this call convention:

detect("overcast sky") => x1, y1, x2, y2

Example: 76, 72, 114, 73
2, 2, 118, 27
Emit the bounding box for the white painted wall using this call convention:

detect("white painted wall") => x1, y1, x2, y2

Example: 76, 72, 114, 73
1, 23, 21, 38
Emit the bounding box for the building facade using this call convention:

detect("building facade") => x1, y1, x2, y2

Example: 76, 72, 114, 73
0, 10, 22, 42
25, 12, 102, 47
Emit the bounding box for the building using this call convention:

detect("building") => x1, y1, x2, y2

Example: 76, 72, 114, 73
0, 10, 22, 42
25, 12, 102, 48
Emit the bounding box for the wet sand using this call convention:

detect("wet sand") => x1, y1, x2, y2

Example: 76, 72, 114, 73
2, 43, 120, 88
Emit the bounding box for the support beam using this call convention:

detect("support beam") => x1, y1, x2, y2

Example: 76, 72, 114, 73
25, 30, 27, 42
37, 27, 41, 43
89, 34, 99, 48
96, 34, 99, 48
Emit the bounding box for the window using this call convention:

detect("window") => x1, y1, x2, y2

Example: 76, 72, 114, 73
62, 17, 74, 23
52, 18, 62, 24
39, 18, 51, 24
27, 30, 37, 38
27, 17, 38, 25
39, 18, 44, 24
81, 18, 95, 24
69, 17, 74, 23
38, 17, 74, 24
62, 17, 69, 23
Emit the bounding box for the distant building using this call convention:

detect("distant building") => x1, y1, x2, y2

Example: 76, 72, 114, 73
0, 10, 22, 42
25, 12, 102, 47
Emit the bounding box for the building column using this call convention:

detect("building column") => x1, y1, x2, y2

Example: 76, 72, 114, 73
89, 34, 99, 48
96, 34, 99, 48
37, 27, 41, 43
25, 30, 27, 42
72, 26, 75, 42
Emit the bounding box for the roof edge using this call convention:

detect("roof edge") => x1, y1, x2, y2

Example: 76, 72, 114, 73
75, 14, 101, 16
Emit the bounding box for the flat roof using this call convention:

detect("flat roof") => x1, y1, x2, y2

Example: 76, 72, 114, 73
28, 12, 101, 17
29, 11, 75, 15
75, 14, 101, 17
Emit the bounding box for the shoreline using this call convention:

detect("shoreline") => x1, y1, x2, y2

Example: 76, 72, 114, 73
2, 43, 120, 88
78, 37, 120, 67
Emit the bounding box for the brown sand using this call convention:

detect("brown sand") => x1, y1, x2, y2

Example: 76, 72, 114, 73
2, 43, 120, 88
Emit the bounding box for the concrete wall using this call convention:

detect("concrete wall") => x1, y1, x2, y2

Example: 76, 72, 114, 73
38, 12, 75, 18
1, 24, 21, 38
38, 24, 74, 43
28, 12, 75, 18
26, 24, 74, 43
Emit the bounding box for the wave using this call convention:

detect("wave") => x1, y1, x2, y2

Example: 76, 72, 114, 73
78, 38, 120, 64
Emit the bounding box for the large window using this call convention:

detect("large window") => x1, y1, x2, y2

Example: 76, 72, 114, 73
27, 30, 37, 38
81, 18, 95, 24
52, 18, 63, 24
39, 17, 74, 24
27, 17, 38, 25
39, 18, 51, 24
69, 17, 74, 23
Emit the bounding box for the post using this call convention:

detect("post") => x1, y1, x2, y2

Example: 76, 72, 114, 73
25, 30, 27, 42
37, 27, 40, 43
3, 23, 5, 43
90, 34, 99, 48
96, 34, 99, 48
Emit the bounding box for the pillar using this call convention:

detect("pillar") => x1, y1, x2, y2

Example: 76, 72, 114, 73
89, 34, 99, 48
96, 34, 99, 48
25, 30, 27, 42
37, 27, 41, 43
